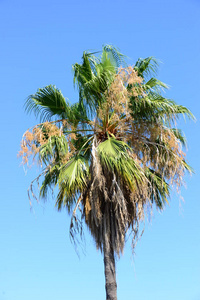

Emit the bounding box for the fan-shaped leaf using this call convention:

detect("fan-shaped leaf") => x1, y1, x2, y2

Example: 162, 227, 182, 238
25, 85, 68, 121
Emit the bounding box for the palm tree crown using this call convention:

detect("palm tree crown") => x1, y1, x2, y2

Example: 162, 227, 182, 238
19, 45, 194, 300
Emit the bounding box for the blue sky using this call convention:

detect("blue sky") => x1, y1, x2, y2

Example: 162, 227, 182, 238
0, 0, 200, 299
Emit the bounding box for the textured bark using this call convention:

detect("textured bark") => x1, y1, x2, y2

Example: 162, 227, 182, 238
103, 240, 117, 300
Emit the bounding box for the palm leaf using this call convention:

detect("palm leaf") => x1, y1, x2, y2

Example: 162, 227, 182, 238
130, 93, 195, 123
39, 135, 68, 165
25, 85, 68, 121
103, 44, 126, 67
145, 168, 170, 209
144, 77, 169, 92
171, 128, 187, 147
134, 57, 159, 78
40, 165, 60, 199
97, 138, 145, 189
59, 155, 89, 195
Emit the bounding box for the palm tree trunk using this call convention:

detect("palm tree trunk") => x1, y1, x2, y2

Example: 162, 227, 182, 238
103, 239, 117, 300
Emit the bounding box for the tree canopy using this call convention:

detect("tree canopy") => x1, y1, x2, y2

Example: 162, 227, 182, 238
19, 45, 194, 299
19, 45, 194, 254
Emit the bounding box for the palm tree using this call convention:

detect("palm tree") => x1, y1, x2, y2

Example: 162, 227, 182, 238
19, 45, 194, 300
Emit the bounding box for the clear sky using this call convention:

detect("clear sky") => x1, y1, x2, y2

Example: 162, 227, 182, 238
0, 0, 200, 299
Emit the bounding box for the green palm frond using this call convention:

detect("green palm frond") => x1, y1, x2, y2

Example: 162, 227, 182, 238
67, 102, 90, 126
145, 168, 170, 209
103, 44, 126, 67
25, 85, 69, 121
134, 57, 159, 78
55, 155, 90, 211
97, 138, 144, 188
73, 53, 94, 87
182, 160, 194, 173
59, 155, 89, 197
144, 77, 169, 92
73, 45, 125, 115
171, 128, 187, 147
39, 135, 68, 165
56, 182, 76, 212
40, 165, 60, 199
130, 93, 195, 123
73, 61, 99, 112
130, 95, 175, 122
97, 137, 128, 158
172, 104, 195, 120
